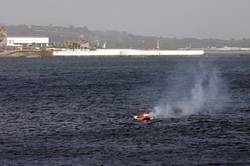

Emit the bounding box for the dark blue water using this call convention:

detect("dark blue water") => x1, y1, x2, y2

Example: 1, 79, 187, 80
0, 56, 249, 165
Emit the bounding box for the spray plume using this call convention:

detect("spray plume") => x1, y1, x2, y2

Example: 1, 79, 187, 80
150, 62, 228, 118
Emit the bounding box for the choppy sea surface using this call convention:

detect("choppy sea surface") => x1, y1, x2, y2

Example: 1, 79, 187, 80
0, 56, 249, 165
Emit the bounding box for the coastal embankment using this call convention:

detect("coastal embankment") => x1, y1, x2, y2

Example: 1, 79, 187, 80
1, 48, 250, 57
52, 49, 205, 56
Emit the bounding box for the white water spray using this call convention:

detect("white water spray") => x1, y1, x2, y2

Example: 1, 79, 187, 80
150, 63, 227, 118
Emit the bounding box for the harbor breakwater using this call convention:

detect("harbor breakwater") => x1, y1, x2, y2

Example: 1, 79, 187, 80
52, 49, 205, 56
3, 48, 250, 57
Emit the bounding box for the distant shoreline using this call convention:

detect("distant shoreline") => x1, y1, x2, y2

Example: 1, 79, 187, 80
0, 50, 250, 58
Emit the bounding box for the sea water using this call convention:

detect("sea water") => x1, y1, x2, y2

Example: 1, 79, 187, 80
0, 56, 249, 165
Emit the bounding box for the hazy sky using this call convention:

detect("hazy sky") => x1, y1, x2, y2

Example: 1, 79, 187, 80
1, 0, 250, 39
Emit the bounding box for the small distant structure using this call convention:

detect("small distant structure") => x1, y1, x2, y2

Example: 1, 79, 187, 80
79, 35, 90, 49
102, 42, 107, 49
6, 36, 49, 47
94, 40, 100, 48
156, 40, 160, 50
79, 41, 90, 49
0, 27, 7, 46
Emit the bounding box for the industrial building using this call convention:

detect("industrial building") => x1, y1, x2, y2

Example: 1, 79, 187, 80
6, 37, 49, 47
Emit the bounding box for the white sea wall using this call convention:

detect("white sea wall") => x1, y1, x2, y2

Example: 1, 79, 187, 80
53, 49, 205, 56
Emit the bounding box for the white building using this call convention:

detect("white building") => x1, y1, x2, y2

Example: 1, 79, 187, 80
7, 37, 49, 47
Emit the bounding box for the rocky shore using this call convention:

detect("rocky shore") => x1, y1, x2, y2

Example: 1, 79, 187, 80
0, 50, 52, 58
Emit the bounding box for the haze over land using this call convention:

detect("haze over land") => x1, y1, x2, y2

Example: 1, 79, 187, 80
3, 24, 250, 49
1, 0, 250, 39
